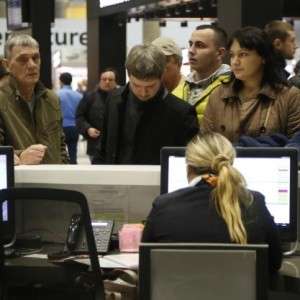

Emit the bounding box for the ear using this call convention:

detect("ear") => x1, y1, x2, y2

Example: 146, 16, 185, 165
217, 47, 226, 59
273, 38, 282, 50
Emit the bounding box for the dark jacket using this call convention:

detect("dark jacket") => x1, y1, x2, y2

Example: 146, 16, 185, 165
142, 180, 282, 273
0, 76, 68, 164
92, 85, 199, 165
76, 88, 108, 156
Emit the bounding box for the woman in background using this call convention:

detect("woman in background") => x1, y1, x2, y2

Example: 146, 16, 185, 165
202, 26, 300, 143
142, 133, 282, 273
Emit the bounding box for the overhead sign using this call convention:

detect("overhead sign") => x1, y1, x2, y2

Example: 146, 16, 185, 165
99, 0, 130, 8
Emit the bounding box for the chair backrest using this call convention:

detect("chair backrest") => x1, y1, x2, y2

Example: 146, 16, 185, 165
0, 187, 105, 300
139, 243, 268, 300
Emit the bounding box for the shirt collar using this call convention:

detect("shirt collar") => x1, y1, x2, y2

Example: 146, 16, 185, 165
222, 79, 277, 102
6, 75, 46, 100
189, 175, 202, 187
187, 64, 231, 87
62, 85, 72, 89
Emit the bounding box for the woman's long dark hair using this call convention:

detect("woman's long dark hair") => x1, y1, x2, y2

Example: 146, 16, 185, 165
228, 26, 287, 92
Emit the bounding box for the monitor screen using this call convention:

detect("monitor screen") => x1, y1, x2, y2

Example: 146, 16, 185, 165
160, 147, 298, 242
0, 146, 15, 246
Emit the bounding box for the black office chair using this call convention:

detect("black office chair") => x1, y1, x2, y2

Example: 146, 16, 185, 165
139, 243, 269, 300
0, 187, 105, 300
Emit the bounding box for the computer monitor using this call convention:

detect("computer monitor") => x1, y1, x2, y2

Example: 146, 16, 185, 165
160, 147, 298, 243
139, 243, 268, 300
0, 146, 15, 246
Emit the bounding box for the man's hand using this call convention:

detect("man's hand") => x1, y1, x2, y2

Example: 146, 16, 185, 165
19, 144, 47, 165
14, 154, 20, 166
87, 127, 100, 139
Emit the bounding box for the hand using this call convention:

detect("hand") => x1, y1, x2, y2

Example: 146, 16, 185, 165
87, 127, 100, 138
19, 144, 47, 165
14, 154, 20, 166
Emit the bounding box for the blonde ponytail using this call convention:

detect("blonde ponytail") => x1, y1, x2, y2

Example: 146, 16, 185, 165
212, 157, 248, 244
186, 133, 252, 244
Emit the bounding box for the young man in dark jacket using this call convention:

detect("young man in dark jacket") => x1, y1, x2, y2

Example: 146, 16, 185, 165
92, 44, 199, 165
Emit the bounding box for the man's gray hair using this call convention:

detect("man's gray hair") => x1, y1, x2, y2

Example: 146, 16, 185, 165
125, 44, 166, 79
5, 34, 39, 59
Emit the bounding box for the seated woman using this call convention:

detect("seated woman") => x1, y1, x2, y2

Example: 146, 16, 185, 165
142, 133, 282, 273
202, 26, 300, 143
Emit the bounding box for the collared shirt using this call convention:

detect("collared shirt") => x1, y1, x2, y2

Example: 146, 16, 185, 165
188, 175, 202, 187
25, 95, 36, 114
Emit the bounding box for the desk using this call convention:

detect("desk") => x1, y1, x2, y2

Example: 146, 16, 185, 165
15, 165, 160, 186
13, 165, 300, 247
3, 251, 137, 300
14, 165, 160, 241
4, 251, 300, 300
15, 165, 160, 236
3, 256, 96, 300
12, 165, 300, 298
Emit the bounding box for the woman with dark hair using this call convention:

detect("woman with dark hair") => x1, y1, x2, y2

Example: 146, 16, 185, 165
202, 26, 300, 143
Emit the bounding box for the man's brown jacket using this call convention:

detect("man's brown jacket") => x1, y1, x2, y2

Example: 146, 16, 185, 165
0, 76, 68, 164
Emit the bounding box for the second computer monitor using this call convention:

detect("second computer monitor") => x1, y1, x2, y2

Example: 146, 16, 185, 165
0, 146, 15, 247
160, 147, 298, 243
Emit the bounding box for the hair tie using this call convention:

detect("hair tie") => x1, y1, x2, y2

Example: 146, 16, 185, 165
202, 174, 218, 187
211, 154, 231, 173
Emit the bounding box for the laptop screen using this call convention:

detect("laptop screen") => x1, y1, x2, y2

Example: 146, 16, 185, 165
160, 147, 298, 242
0, 146, 15, 246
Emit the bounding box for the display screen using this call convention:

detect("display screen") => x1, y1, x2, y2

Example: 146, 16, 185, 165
167, 155, 291, 224
0, 154, 8, 222
160, 147, 298, 242
0, 146, 15, 246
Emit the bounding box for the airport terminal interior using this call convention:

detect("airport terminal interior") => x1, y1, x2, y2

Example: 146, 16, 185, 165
2, 0, 300, 299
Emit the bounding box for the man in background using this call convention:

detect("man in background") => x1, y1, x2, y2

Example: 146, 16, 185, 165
151, 36, 186, 96
92, 44, 198, 165
76, 68, 118, 161
176, 24, 231, 124
0, 34, 68, 164
265, 20, 297, 80
58, 72, 82, 164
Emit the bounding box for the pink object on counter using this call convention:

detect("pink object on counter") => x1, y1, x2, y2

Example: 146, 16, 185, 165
119, 224, 144, 252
